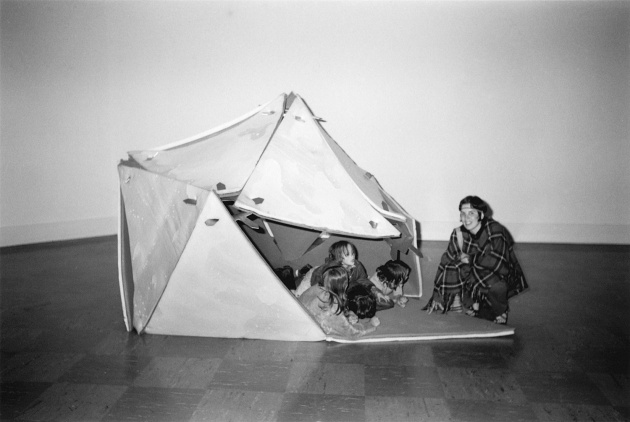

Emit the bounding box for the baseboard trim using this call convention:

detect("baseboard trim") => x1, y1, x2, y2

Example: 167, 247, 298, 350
1, 217, 117, 248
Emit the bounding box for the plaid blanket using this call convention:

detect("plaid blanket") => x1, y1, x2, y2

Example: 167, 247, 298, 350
433, 219, 528, 302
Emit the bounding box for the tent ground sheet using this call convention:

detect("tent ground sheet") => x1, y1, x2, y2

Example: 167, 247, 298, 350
326, 298, 514, 343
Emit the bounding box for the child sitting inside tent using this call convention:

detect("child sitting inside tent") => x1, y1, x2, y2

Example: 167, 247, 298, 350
311, 241, 368, 286
345, 282, 380, 327
364, 260, 411, 309
293, 240, 368, 297
299, 265, 378, 337
275, 264, 312, 291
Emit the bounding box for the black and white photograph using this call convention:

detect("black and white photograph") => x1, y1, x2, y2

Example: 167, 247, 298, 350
1, 1, 628, 421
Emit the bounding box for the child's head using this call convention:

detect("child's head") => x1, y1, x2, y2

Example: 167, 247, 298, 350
274, 265, 295, 290
321, 265, 349, 314
346, 283, 377, 319
328, 241, 358, 270
375, 260, 411, 294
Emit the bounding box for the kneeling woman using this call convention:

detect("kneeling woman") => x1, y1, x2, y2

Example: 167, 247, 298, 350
424, 195, 528, 324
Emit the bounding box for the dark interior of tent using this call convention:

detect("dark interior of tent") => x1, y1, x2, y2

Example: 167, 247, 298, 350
223, 199, 423, 298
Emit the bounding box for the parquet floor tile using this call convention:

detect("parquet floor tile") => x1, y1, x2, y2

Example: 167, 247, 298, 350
1, 237, 628, 421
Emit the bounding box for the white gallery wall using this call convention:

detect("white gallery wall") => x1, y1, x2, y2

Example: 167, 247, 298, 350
1, 0, 628, 247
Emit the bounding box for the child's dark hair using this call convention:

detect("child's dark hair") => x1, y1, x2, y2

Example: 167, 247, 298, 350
375, 260, 411, 290
327, 241, 358, 262
320, 265, 348, 315
274, 266, 295, 290
346, 283, 377, 319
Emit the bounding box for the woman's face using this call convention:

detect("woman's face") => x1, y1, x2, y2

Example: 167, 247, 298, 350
460, 204, 483, 234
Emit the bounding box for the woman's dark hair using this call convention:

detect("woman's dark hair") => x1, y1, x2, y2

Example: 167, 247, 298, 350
320, 266, 348, 315
459, 195, 489, 216
375, 260, 411, 290
346, 283, 377, 319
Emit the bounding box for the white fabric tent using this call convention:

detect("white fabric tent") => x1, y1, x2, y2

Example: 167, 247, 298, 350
118, 92, 496, 342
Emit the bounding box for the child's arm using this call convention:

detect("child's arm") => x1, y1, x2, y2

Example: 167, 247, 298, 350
368, 285, 391, 304
355, 261, 369, 280
321, 311, 377, 337
374, 290, 392, 304
393, 295, 408, 307
344, 316, 377, 337
391, 285, 408, 307
293, 268, 315, 297
344, 309, 359, 324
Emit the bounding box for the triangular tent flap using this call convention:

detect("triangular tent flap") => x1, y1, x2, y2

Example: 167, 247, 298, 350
265, 220, 322, 261
118, 164, 209, 333
319, 128, 406, 222
144, 191, 326, 341
126, 94, 286, 195
317, 123, 419, 255
235, 95, 399, 238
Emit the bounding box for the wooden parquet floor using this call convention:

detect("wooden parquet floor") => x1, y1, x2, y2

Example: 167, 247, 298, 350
1, 236, 628, 421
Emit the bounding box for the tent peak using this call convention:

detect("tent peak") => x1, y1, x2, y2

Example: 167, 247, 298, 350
286, 92, 299, 110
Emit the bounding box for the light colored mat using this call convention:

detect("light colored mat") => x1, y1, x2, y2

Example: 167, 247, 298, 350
327, 298, 514, 343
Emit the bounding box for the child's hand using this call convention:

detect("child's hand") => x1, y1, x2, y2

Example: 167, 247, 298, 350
370, 317, 380, 327
347, 312, 359, 324
460, 253, 470, 264
396, 296, 409, 308
376, 291, 391, 304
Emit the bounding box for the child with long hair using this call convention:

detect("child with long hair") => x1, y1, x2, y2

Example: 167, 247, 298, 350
345, 283, 380, 328
310, 240, 369, 287
294, 240, 369, 297
299, 266, 378, 337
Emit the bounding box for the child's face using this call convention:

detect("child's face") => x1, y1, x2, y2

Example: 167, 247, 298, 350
380, 284, 393, 295
341, 252, 356, 270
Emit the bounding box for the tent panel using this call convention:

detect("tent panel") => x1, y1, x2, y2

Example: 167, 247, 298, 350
319, 127, 407, 222
128, 94, 286, 193
235, 96, 399, 238
388, 234, 422, 298
154, 94, 283, 151
117, 190, 135, 331
119, 165, 208, 333
266, 220, 322, 261
144, 191, 326, 341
